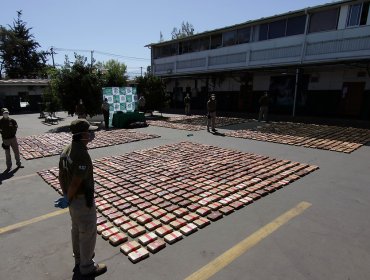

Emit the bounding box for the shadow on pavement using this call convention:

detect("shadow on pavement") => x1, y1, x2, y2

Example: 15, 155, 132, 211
0, 167, 20, 184
210, 131, 226, 137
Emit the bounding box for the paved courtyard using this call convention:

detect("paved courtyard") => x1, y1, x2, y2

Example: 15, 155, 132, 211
18, 129, 160, 160
1, 112, 370, 280
38, 141, 318, 263
149, 115, 370, 153
225, 121, 370, 153
147, 115, 247, 131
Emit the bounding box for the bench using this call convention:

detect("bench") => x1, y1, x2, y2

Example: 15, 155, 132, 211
45, 113, 59, 124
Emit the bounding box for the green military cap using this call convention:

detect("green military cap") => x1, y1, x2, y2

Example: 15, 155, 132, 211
70, 119, 98, 134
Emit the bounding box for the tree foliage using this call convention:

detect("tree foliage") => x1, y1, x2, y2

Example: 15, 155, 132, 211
171, 21, 195, 39
98, 59, 128, 87
135, 74, 167, 112
0, 11, 48, 79
48, 54, 103, 116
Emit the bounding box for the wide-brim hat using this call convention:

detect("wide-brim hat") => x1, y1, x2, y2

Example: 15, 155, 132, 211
70, 119, 98, 134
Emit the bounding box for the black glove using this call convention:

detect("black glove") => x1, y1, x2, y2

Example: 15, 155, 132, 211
2, 143, 10, 150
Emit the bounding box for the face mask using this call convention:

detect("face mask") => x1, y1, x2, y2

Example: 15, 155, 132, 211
82, 132, 95, 141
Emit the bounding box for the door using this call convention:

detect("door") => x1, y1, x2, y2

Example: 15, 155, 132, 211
341, 82, 365, 117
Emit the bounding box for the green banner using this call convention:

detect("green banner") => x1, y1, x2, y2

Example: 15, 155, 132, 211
102, 87, 137, 125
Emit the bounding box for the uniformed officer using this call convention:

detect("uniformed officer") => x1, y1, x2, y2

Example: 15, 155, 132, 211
207, 94, 217, 132
55, 119, 107, 277
0, 108, 22, 172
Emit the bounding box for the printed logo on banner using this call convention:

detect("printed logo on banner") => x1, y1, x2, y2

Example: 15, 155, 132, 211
114, 95, 120, 103
105, 95, 114, 104
120, 103, 127, 111
126, 87, 132, 94
126, 95, 133, 103
112, 87, 120, 95
113, 103, 121, 111
120, 95, 126, 103
126, 103, 133, 111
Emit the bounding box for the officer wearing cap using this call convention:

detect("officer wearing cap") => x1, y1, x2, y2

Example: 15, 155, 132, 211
207, 94, 217, 132
0, 108, 22, 172
55, 119, 107, 277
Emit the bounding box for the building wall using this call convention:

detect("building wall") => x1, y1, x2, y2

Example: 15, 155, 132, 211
0, 85, 46, 96
0, 85, 46, 112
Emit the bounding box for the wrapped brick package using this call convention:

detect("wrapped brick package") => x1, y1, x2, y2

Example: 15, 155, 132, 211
120, 241, 141, 255
128, 248, 149, 263
109, 232, 128, 246
147, 239, 166, 253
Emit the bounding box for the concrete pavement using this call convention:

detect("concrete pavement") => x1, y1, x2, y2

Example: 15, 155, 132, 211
0, 112, 369, 280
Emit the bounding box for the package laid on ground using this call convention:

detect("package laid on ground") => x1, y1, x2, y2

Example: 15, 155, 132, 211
180, 223, 198, 236
113, 216, 130, 227
147, 239, 166, 253
97, 222, 114, 234
128, 248, 149, 263
128, 225, 146, 238
138, 232, 158, 246
120, 241, 141, 255
102, 227, 120, 240
109, 232, 128, 246
207, 211, 223, 221
155, 225, 173, 238
164, 231, 183, 244
193, 217, 210, 228
144, 220, 162, 231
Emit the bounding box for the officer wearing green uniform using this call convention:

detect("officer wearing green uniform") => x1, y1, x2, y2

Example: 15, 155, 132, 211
0, 108, 22, 171
56, 119, 107, 277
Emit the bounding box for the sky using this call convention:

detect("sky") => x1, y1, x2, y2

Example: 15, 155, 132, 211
1, 0, 337, 77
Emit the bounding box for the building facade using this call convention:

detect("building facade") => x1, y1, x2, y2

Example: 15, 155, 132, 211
0, 79, 49, 113
147, 0, 370, 119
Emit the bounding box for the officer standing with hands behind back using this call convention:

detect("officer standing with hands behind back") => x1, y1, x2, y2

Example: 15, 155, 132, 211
55, 119, 107, 277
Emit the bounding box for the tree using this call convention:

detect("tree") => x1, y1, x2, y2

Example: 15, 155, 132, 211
135, 74, 167, 113
171, 21, 195, 39
0, 11, 48, 79
100, 59, 128, 87
48, 54, 104, 116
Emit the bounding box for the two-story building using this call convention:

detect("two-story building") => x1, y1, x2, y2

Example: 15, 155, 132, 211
146, 0, 370, 120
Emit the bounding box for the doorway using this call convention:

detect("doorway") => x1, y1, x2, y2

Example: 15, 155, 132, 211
340, 82, 365, 117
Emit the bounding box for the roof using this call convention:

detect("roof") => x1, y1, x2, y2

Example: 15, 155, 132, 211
0, 79, 49, 86
146, 0, 351, 47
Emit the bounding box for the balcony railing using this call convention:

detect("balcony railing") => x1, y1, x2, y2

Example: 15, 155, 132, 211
153, 26, 370, 76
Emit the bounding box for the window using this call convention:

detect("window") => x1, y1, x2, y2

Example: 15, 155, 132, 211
223, 30, 237, 46
268, 19, 287, 39
153, 47, 160, 59
360, 2, 370, 25
199, 37, 210, 51
170, 43, 178, 56
347, 2, 369, 26
286, 15, 306, 36
179, 41, 190, 54
237, 27, 251, 44
259, 23, 268, 41
210, 34, 222, 49
160, 45, 171, 57
308, 8, 339, 33
189, 39, 200, 53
